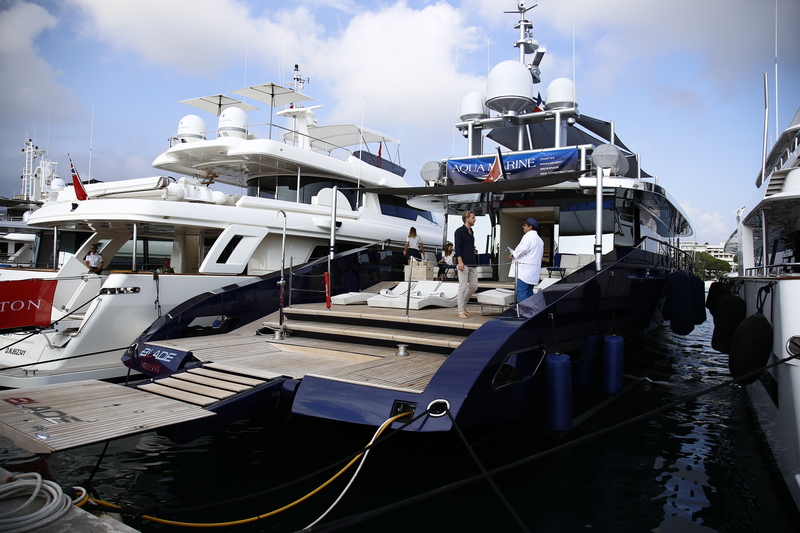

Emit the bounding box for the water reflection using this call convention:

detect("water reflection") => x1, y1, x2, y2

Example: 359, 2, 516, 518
1, 321, 799, 531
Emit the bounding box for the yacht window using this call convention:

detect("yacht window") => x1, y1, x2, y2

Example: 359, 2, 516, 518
274, 176, 357, 209
379, 194, 436, 223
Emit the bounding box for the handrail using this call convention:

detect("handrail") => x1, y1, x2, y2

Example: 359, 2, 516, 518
744, 262, 800, 277
634, 236, 695, 274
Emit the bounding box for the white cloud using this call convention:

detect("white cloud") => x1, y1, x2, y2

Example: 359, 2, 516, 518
68, 0, 308, 76
681, 202, 738, 245
0, 1, 81, 129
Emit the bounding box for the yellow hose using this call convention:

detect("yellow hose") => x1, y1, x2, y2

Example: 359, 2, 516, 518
86, 411, 411, 528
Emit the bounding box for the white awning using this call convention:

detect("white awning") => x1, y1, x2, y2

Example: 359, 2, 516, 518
303, 124, 399, 151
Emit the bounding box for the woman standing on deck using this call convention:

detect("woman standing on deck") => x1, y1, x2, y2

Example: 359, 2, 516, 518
403, 227, 424, 264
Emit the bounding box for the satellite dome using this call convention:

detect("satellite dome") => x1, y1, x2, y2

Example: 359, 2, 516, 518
50, 177, 66, 191
459, 92, 488, 121
177, 115, 206, 143
545, 78, 577, 110
486, 60, 534, 114
218, 107, 248, 139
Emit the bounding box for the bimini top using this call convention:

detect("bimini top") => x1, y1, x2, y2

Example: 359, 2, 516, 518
300, 124, 400, 153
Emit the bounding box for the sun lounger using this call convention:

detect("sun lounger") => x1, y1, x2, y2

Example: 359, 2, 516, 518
405, 281, 460, 310
367, 281, 446, 309
330, 292, 375, 305
331, 281, 420, 305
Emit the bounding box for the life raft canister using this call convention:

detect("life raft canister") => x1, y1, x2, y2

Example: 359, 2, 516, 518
711, 294, 747, 354
665, 271, 694, 335
728, 312, 773, 385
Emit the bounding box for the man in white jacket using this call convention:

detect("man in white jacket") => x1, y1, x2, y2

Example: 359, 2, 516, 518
508, 217, 543, 302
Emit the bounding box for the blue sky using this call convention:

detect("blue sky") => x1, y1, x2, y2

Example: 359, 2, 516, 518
1, 0, 798, 246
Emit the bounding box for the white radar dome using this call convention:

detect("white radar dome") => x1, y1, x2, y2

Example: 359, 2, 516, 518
459, 92, 488, 121
545, 78, 577, 110
177, 115, 207, 143
218, 107, 248, 139
50, 177, 66, 191
486, 60, 534, 114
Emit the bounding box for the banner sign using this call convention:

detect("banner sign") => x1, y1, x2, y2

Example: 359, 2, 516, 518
446, 147, 580, 185
0, 279, 57, 330
126, 343, 198, 377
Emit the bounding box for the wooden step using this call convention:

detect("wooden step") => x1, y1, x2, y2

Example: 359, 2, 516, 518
262, 318, 465, 350
283, 305, 484, 331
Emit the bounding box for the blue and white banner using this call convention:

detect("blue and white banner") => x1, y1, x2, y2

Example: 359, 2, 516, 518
446, 147, 580, 185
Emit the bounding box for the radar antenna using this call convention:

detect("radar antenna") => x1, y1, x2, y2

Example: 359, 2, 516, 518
505, 2, 546, 83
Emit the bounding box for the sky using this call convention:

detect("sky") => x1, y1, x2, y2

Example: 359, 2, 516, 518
1, 0, 798, 247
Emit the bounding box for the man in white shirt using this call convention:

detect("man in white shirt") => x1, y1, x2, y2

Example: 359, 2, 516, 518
84, 244, 104, 274
508, 217, 543, 302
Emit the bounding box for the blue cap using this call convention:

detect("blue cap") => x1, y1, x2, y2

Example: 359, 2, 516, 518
525, 217, 539, 230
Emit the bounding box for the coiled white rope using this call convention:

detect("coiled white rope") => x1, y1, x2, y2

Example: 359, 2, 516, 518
0, 470, 82, 533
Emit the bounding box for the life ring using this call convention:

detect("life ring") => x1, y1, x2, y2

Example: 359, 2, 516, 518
665, 271, 693, 335
711, 294, 746, 353
689, 275, 707, 325
728, 312, 773, 385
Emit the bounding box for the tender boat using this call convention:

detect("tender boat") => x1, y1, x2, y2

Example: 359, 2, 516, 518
0, 66, 440, 388
714, 104, 800, 510
117, 2, 700, 439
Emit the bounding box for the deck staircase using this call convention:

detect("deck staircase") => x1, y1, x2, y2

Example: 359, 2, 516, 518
261, 304, 483, 357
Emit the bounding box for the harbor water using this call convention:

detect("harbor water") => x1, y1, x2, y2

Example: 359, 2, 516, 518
2, 319, 799, 532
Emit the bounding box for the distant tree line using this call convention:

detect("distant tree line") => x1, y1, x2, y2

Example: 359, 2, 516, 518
693, 251, 731, 280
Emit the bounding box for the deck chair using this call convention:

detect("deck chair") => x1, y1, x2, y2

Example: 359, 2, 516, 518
405, 281, 460, 310
332, 280, 419, 305
367, 280, 443, 309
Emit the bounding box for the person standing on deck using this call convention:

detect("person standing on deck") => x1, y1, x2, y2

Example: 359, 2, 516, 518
508, 217, 543, 301
403, 227, 424, 265
84, 244, 104, 274
454, 211, 478, 319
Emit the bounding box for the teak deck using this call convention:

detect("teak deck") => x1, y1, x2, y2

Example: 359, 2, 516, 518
0, 289, 506, 453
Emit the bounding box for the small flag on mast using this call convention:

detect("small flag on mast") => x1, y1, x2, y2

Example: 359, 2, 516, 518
484, 150, 503, 183
68, 154, 88, 201
533, 92, 544, 112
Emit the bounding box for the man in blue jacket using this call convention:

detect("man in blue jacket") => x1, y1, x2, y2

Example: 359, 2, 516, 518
454, 210, 478, 319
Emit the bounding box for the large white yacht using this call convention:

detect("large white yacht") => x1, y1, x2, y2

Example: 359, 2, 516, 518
0, 66, 440, 388
719, 105, 800, 510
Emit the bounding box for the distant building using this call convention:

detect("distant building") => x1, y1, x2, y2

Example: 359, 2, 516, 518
680, 241, 736, 270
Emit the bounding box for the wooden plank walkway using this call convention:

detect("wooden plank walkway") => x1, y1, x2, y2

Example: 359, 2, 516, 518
0, 380, 214, 453
0, 282, 510, 454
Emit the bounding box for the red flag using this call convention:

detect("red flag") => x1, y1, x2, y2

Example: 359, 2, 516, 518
483, 152, 502, 183
68, 154, 88, 200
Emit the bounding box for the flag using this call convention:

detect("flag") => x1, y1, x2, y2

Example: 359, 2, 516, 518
377, 142, 383, 168
483, 152, 502, 183
68, 154, 88, 201
533, 92, 544, 112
